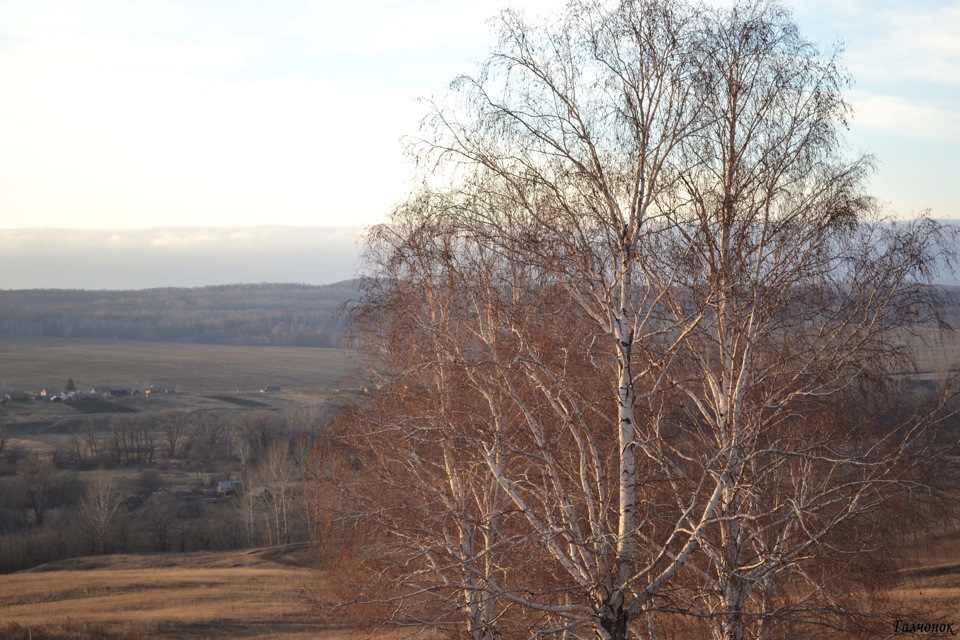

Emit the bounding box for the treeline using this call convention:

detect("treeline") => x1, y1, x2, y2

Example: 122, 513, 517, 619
0, 281, 359, 347
0, 405, 343, 573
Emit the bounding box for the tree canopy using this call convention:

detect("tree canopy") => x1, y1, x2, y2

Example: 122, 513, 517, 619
330, 1, 959, 639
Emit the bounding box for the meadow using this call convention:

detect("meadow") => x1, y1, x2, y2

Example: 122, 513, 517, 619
0, 546, 415, 639
1, 535, 958, 640
0, 337, 356, 393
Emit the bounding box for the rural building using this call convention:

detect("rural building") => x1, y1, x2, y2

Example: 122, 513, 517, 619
145, 386, 176, 396
1, 388, 29, 403
216, 481, 243, 495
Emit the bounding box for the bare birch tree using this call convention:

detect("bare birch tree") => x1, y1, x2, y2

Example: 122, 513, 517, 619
16, 455, 57, 527
344, 241, 515, 638
641, 3, 959, 638
342, 1, 719, 635
157, 410, 191, 459
81, 469, 123, 554
0, 425, 10, 458
403, 2, 723, 635
262, 441, 299, 546
333, 1, 958, 638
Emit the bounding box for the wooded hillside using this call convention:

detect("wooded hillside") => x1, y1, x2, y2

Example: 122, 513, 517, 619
0, 281, 359, 347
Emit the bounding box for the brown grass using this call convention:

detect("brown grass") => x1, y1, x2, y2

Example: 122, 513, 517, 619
0, 546, 407, 640
2, 497, 958, 639
0, 337, 356, 393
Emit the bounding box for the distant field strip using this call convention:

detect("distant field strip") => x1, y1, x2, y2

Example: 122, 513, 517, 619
907, 329, 960, 379
204, 394, 269, 407
0, 337, 356, 392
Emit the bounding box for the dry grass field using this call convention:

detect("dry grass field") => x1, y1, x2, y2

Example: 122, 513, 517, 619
2, 539, 957, 639
880, 519, 960, 633
0, 546, 412, 640
0, 337, 357, 393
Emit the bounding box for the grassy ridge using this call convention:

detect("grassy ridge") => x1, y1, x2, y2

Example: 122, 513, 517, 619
0, 337, 356, 393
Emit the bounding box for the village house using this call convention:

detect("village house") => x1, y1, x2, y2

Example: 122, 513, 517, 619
216, 481, 242, 495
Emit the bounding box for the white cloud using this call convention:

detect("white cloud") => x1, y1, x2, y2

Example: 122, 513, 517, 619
0, 62, 422, 227
0, 0, 254, 76
0, 0, 955, 232
0, 227, 364, 288
849, 91, 960, 142
845, 6, 960, 88
284, 0, 562, 58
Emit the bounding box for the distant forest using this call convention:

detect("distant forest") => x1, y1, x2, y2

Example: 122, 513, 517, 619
0, 281, 359, 347
0, 280, 956, 351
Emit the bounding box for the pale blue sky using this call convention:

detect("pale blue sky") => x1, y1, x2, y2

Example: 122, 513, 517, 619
0, 0, 957, 234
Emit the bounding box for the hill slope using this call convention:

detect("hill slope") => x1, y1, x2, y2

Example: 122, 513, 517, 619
0, 281, 360, 347
0, 547, 332, 639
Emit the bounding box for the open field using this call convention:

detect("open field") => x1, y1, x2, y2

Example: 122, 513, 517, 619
0, 546, 410, 640
0, 389, 343, 440
884, 520, 960, 627
904, 328, 960, 380
1, 540, 958, 639
0, 331, 953, 395
0, 337, 357, 393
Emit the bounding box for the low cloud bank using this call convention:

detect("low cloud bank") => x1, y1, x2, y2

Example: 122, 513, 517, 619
0, 226, 364, 289
0, 223, 957, 291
